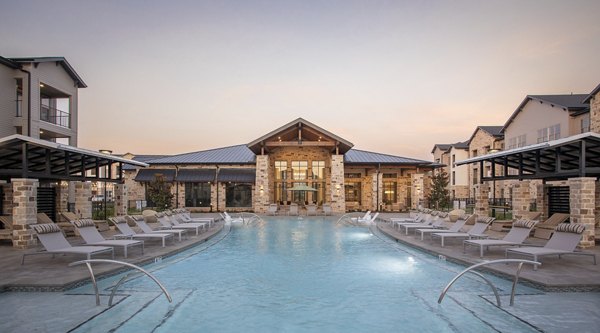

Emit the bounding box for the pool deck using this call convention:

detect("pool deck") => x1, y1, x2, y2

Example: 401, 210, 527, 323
0, 213, 599, 292
376, 213, 600, 291
0, 214, 225, 292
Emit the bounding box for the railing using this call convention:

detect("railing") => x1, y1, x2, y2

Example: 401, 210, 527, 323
438, 259, 541, 307
69, 259, 172, 307
40, 105, 70, 128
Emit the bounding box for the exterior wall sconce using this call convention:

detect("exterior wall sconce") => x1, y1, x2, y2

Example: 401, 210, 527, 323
259, 185, 264, 195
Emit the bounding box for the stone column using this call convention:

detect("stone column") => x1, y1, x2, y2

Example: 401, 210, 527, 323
411, 174, 424, 209
569, 177, 596, 248
254, 155, 270, 214
217, 183, 226, 212
11, 178, 38, 249
421, 172, 432, 208
535, 183, 548, 220
511, 180, 531, 219
74, 181, 92, 218
1, 181, 13, 216
474, 183, 490, 218
55, 182, 69, 222
114, 183, 127, 216
176, 182, 185, 208
589, 90, 600, 133
330, 155, 345, 213
210, 183, 218, 212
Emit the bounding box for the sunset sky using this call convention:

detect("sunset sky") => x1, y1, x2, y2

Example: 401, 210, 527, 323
2, 0, 600, 160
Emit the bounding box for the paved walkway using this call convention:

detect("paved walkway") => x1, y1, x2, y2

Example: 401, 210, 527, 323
376, 213, 600, 291
0, 214, 224, 291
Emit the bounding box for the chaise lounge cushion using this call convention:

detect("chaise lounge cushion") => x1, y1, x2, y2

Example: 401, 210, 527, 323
31, 223, 62, 234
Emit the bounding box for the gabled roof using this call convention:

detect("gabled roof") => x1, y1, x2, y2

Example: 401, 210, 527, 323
431, 141, 469, 154
502, 94, 589, 132
467, 126, 504, 144
431, 144, 452, 154
247, 118, 354, 154
452, 141, 469, 149
9, 57, 87, 88
146, 145, 256, 165
0, 56, 19, 69
344, 149, 433, 166
584, 83, 600, 103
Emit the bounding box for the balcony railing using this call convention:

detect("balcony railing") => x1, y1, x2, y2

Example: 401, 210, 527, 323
40, 105, 70, 128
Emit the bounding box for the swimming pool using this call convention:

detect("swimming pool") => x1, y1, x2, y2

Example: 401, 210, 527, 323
71, 217, 542, 332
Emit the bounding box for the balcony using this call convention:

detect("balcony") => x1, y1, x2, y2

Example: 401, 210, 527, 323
40, 105, 70, 128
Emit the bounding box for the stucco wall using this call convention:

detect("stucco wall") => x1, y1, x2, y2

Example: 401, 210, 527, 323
504, 100, 570, 148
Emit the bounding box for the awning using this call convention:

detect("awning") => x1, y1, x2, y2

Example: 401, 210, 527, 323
455, 132, 600, 181
134, 169, 176, 182
217, 168, 256, 183
175, 169, 216, 182
0, 134, 147, 182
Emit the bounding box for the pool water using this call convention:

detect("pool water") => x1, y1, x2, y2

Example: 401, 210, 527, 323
72, 217, 541, 332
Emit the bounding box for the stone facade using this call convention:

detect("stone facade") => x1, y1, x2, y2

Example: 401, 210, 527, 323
474, 183, 490, 218
568, 177, 596, 248
1, 181, 13, 216
114, 183, 127, 216
535, 182, 547, 221
55, 182, 69, 222
11, 179, 38, 249
511, 180, 531, 219
330, 155, 345, 213
588, 89, 600, 133
468, 128, 503, 197
74, 181, 92, 219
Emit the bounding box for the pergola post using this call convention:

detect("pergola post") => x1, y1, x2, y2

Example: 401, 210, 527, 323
511, 180, 531, 219
11, 178, 38, 249
114, 183, 128, 216
568, 177, 596, 248
74, 181, 92, 219
474, 183, 490, 218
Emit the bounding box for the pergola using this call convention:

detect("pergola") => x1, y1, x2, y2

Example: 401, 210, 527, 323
0, 134, 148, 182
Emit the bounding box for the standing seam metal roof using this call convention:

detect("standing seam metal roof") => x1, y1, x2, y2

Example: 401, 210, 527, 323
146, 145, 256, 164
344, 149, 433, 165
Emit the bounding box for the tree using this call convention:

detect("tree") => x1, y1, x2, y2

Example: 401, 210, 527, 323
427, 171, 450, 210
146, 174, 174, 211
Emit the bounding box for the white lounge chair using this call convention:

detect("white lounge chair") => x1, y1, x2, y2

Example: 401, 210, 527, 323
23, 223, 114, 264
431, 217, 495, 247
416, 214, 474, 240
110, 217, 174, 247
463, 219, 537, 257
505, 223, 597, 270
172, 211, 215, 228
322, 204, 332, 216
306, 204, 317, 216
351, 211, 371, 222
393, 211, 436, 230
157, 213, 204, 236
128, 215, 187, 241
267, 204, 279, 215
72, 219, 144, 258
401, 212, 448, 235
288, 203, 299, 216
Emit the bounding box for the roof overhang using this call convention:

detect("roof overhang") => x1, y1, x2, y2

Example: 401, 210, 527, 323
0, 135, 147, 183
247, 118, 354, 155
9, 57, 87, 88
455, 132, 600, 181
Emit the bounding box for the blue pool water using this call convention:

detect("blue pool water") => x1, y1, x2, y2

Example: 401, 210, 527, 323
73, 217, 541, 332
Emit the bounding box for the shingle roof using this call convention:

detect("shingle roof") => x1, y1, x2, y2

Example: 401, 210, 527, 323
584, 83, 600, 103
9, 57, 87, 88
431, 144, 452, 154
146, 145, 256, 165
344, 149, 433, 165
478, 126, 504, 138
452, 141, 469, 149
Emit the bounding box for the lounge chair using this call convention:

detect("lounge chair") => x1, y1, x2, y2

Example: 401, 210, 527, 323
109, 216, 174, 247
156, 213, 204, 236
532, 213, 570, 239
506, 223, 596, 270
395, 212, 439, 232
392, 211, 436, 230
0, 216, 13, 242
306, 204, 317, 216
464, 219, 537, 257
221, 212, 243, 224
172, 211, 215, 228
351, 211, 371, 222
416, 214, 474, 240
359, 212, 379, 224
127, 215, 187, 241
267, 204, 279, 215
322, 204, 332, 216
289, 203, 299, 216
71, 219, 144, 258
431, 216, 495, 247
23, 223, 114, 264
400, 213, 447, 235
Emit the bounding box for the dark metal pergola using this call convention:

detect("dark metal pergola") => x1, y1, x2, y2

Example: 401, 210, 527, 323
456, 132, 600, 182
0, 135, 147, 183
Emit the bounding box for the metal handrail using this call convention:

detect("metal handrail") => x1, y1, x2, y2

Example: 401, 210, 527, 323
69, 259, 172, 307
438, 259, 541, 307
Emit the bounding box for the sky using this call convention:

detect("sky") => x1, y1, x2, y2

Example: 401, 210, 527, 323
1, 0, 600, 161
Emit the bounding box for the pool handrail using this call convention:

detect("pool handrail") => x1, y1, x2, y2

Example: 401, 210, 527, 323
438, 259, 541, 307
69, 259, 172, 307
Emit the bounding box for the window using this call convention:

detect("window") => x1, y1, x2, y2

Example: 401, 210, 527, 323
537, 124, 560, 143
508, 137, 516, 150
185, 183, 211, 207
225, 183, 252, 207
382, 173, 397, 178
311, 161, 325, 180
345, 173, 361, 178
581, 116, 590, 133
15, 78, 22, 117
345, 183, 361, 203
292, 182, 307, 203
452, 171, 455, 185
472, 168, 478, 185
471, 149, 478, 158
292, 161, 308, 180
517, 134, 526, 148
451, 154, 455, 164
274, 161, 287, 180
383, 181, 397, 204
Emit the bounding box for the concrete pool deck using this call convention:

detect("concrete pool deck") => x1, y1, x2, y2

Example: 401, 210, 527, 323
0, 213, 598, 292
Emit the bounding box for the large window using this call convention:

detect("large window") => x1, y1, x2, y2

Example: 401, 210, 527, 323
274, 161, 288, 204
292, 161, 308, 180
345, 183, 361, 203
292, 182, 307, 203
226, 183, 252, 207
311, 161, 325, 180
581, 116, 591, 133
185, 183, 211, 207
383, 181, 397, 204
275, 161, 287, 180
537, 124, 560, 143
